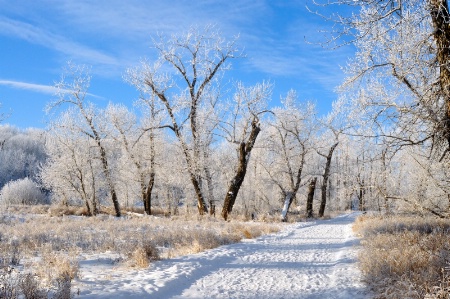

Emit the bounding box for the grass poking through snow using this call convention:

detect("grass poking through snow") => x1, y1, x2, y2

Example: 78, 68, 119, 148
0, 207, 281, 297
354, 214, 450, 299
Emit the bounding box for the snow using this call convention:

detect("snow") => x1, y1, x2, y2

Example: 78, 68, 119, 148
74, 212, 370, 298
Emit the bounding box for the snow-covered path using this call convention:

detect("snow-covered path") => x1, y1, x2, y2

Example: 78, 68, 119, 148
76, 213, 369, 298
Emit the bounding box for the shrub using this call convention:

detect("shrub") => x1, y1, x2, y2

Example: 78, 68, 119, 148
130, 242, 160, 268
0, 178, 47, 206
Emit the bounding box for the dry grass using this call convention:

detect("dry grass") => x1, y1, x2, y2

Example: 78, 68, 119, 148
0, 203, 282, 298
354, 214, 450, 299
0, 207, 281, 296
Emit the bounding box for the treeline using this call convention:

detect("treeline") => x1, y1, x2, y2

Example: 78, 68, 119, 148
1, 24, 449, 220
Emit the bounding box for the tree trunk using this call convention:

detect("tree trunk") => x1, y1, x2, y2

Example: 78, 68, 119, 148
144, 173, 155, 215
358, 179, 365, 211
306, 177, 317, 218
201, 149, 216, 216
281, 191, 294, 222
221, 120, 260, 220
381, 149, 389, 214
430, 0, 450, 152
205, 166, 215, 216
144, 130, 156, 215
98, 145, 121, 217
279, 149, 306, 222
318, 142, 338, 218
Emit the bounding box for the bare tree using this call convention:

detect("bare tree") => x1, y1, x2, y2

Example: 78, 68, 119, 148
105, 103, 160, 215
220, 82, 272, 220
47, 63, 121, 217
261, 91, 316, 221
127, 25, 240, 215
42, 113, 101, 215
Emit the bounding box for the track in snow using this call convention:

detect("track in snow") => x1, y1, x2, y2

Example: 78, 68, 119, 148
77, 212, 370, 298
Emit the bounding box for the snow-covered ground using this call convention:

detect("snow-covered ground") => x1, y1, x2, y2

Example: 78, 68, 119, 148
74, 212, 370, 298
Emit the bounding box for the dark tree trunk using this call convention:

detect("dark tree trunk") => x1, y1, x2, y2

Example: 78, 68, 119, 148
318, 142, 338, 218
190, 174, 208, 215
144, 130, 156, 215
430, 0, 450, 152
358, 179, 365, 211
144, 173, 155, 215
221, 120, 260, 220
84, 198, 92, 216
306, 177, 317, 218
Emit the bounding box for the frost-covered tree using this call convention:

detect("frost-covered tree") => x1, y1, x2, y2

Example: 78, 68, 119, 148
105, 103, 163, 215
313, 0, 450, 216
127, 25, 240, 215
220, 82, 272, 220
47, 63, 121, 217
260, 91, 316, 221
0, 125, 47, 189
317, 0, 450, 157
41, 111, 104, 215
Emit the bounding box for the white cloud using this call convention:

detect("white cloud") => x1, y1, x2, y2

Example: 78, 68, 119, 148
0, 80, 102, 98
0, 80, 61, 94
0, 17, 118, 66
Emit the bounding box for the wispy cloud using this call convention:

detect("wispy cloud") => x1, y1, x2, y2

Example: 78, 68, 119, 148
0, 17, 118, 66
0, 80, 60, 94
0, 80, 102, 98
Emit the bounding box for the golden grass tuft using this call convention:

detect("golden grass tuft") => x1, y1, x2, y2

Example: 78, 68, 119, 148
34, 247, 80, 285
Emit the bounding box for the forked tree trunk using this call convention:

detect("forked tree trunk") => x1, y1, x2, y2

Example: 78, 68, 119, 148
306, 177, 317, 218
280, 150, 306, 222
318, 142, 338, 218
221, 120, 260, 220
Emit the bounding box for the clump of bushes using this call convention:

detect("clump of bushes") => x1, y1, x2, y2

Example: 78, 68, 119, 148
354, 214, 450, 299
0, 178, 47, 207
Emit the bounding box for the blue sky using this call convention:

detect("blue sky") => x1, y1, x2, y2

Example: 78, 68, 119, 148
0, 0, 354, 129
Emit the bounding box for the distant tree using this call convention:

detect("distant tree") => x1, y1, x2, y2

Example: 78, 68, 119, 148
261, 91, 316, 222
0, 125, 47, 189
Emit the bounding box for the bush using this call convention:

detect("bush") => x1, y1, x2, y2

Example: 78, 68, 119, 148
0, 178, 47, 206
